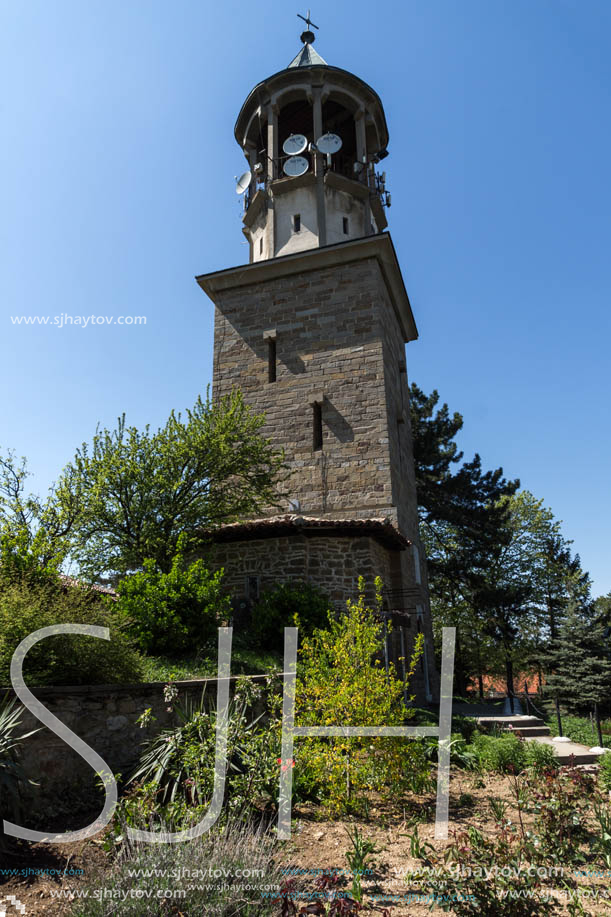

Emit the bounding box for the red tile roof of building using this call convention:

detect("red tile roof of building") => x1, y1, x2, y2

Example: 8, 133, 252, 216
209, 514, 409, 550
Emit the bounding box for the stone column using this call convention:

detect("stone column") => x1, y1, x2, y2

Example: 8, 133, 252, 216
312, 87, 327, 247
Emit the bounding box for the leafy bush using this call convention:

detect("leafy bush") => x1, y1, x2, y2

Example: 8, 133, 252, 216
251, 580, 330, 653
523, 740, 558, 774
519, 766, 596, 865
139, 643, 280, 682
469, 733, 527, 773
115, 546, 230, 654
418, 734, 478, 770
71, 819, 282, 916
452, 715, 479, 743
294, 577, 431, 815
599, 751, 611, 792
0, 582, 143, 686
468, 732, 557, 775
412, 823, 559, 915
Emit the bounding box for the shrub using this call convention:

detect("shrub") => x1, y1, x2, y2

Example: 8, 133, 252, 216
294, 577, 431, 815
470, 732, 559, 775
452, 714, 479, 743
524, 740, 558, 774
469, 733, 527, 773
599, 751, 611, 792
519, 766, 596, 865
412, 769, 595, 913
0, 582, 143, 686
71, 819, 282, 916
411, 823, 559, 915
115, 547, 230, 654
251, 580, 330, 653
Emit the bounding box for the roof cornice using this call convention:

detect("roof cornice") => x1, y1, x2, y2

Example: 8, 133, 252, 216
195, 232, 418, 343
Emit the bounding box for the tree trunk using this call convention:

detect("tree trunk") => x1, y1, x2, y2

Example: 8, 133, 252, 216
475, 642, 484, 699
454, 628, 466, 697
505, 651, 515, 714
594, 702, 604, 747
555, 696, 563, 738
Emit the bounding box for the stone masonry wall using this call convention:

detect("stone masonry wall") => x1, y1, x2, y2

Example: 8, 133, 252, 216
2, 680, 214, 813
211, 533, 397, 606
212, 257, 397, 522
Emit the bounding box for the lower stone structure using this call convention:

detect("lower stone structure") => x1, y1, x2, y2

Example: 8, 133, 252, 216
209, 514, 439, 703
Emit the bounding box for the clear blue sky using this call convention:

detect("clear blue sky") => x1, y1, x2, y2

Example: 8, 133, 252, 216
1, 1, 609, 597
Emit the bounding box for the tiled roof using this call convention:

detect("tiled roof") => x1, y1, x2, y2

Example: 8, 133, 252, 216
287, 43, 327, 69
210, 514, 409, 549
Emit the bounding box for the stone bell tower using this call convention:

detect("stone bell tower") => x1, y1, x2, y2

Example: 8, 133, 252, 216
197, 20, 438, 702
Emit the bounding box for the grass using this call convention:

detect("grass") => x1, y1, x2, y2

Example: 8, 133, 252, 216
139, 641, 282, 683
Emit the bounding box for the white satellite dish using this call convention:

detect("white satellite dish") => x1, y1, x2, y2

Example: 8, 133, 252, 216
283, 155, 309, 177
283, 133, 308, 156
316, 132, 342, 154
235, 171, 252, 194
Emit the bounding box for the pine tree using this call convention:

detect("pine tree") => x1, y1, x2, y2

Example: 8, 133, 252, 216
545, 603, 611, 746
409, 384, 519, 592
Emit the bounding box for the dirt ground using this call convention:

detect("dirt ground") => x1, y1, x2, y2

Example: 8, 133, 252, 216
1, 772, 610, 915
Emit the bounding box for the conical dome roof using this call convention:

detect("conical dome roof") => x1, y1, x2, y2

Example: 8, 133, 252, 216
287, 42, 327, 68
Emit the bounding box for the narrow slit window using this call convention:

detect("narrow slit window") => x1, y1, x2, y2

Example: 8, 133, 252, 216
313, 402, 323, 451
268, 337, 277, 383
259, 237, 263, 255
293, 214, 301, 233
343, 217, 349, 234
396, 418, 404, 469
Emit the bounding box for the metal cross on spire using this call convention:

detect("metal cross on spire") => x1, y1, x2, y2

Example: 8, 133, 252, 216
298, 9, 319, 39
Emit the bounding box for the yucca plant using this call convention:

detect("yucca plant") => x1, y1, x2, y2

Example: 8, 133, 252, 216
0, 693, 40, 845
128, 677, 280, 821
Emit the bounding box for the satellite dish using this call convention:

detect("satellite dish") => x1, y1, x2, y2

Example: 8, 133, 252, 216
235, 171, 252, 194
283, 133, 308, 156
283, 155, 309, 177
316, 132, 342, 154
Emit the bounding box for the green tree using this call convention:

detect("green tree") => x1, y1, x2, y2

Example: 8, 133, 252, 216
410, 385, 520, 693
409, 384, 519, 589
0, 447, 78, 578
545, 602, 611, 746
0, 580, 143, 686
58, 390, 285, 578
427, 488, 588, 700
594, 592, 611, 627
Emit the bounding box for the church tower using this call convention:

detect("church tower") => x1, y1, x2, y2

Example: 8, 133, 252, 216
197, 19, 438, 702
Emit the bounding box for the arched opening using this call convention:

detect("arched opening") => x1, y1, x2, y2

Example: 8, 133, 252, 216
321, 99, 357, 179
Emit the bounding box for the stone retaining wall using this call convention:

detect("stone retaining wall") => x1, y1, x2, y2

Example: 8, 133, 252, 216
2, 678, 224, 815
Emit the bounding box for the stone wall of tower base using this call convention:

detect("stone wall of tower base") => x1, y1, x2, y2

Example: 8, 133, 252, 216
210, 533, 438, 703
211, 533, 394, 606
